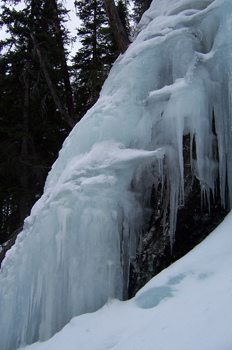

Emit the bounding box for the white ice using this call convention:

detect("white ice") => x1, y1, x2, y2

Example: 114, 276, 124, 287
19, 211, 232, 350
1, 0, 232, 349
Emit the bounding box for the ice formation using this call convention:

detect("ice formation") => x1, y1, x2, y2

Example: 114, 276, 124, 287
1, 0, 232, 349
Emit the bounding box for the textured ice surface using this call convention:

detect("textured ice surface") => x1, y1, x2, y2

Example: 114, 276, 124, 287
18, 211, 232, 350
1, 0, 232, 349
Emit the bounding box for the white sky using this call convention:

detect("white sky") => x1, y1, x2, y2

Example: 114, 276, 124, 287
64, 0, 81, 56
0, 0, 81, 57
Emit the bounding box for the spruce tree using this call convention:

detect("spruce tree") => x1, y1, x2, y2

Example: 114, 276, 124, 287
131, 0, 152, 23
72, 0, 122, 117
0, 0, 72, 247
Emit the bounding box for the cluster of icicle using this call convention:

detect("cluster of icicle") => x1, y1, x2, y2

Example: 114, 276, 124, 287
1, 0, 232, 349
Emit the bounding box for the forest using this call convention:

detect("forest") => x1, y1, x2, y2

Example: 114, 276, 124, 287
0, 0, 151, 261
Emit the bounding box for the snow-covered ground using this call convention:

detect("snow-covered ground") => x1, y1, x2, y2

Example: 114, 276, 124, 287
20, 211, 232, 350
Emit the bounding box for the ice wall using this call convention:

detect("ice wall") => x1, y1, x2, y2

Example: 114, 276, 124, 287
1, 0, 232, 349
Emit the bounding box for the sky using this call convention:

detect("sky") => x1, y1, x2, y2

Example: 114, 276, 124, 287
63, 0, 82, 55
0, 0, 81, 57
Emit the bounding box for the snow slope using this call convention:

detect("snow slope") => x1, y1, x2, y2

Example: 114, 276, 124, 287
20, 211, 232, 350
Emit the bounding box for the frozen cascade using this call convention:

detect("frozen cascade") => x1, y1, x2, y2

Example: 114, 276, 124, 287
1, 0, 232, 349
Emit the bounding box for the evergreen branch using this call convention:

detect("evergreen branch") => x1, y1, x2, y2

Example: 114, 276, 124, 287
31, 34, 76, 129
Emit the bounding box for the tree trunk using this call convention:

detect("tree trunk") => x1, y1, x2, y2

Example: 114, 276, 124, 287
104, 0, 130, 53
19, 71, 30, 223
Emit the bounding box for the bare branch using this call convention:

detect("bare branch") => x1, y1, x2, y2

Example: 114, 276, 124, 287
31, 34, 76, 129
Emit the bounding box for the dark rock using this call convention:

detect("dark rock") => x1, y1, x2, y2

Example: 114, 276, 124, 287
128, 134, 229, 298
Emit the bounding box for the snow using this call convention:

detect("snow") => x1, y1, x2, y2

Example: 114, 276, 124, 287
19, 211, 232, 350
1, 0, 232, 349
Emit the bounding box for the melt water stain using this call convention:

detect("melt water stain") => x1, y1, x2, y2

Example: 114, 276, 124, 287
167, 273, 186, 285
135, 286, 173, 309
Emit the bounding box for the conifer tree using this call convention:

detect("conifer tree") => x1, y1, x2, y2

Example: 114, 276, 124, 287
72, 0, 130, 117
0, 0, 72, 247
72, 0, 111, 116
131, 0, 152, 23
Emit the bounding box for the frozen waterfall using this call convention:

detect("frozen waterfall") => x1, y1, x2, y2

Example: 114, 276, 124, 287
1, 0, 232, 349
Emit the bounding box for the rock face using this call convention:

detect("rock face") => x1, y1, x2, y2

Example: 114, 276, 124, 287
129, 135, 229, 297
129, 189, 228, 298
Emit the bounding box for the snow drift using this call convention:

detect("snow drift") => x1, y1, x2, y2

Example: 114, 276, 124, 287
1, 0, 232, 349
19, 211, 232, 350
